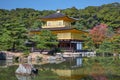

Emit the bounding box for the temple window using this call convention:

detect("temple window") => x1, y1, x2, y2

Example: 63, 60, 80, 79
58, 22, 62, 26
47, 22, 51, 26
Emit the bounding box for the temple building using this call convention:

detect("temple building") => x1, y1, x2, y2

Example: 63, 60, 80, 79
30, 11, 88, 52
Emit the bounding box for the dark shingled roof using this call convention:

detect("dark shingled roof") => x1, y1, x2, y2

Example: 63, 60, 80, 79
30, 27, 73, 31
30, 27, 88, 33
41, 13, 66, 19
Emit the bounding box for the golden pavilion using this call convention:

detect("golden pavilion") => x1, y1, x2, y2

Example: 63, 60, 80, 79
30, 11, 87, 52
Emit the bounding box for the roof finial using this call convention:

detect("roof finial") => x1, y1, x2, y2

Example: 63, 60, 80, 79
56, 9, 61, 13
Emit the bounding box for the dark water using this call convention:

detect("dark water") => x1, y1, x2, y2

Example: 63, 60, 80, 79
0, 58, 120, 80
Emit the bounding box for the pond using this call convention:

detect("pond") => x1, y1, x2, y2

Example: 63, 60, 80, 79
0, 57, 120, 80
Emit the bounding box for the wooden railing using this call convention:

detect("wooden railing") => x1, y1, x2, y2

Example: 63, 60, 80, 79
60, 47, 74, 52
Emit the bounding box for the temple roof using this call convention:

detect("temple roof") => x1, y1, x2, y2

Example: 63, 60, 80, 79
30, 27, 73, 31
30, 27, 88, 33
40, 12, 78, 22
42, 13, 66, 19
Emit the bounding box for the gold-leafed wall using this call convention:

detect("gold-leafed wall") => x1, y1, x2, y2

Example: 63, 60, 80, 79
57, 33, 71, 39
71, 33, 83, 40
30, 29, 88, 40
42, 20, 71, 28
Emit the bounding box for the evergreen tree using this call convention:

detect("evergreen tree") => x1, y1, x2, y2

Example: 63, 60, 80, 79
31, 30, 58, 53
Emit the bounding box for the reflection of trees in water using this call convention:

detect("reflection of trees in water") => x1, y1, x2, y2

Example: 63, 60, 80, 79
16, 74, 36, 80
0, 60, 6, 66
90, 63, 108, 80
90, 63, 105, 74
0, 52, 6, 60
0, 60, 13, 66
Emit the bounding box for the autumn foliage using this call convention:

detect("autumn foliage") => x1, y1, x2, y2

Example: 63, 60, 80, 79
90, 23, 108, 44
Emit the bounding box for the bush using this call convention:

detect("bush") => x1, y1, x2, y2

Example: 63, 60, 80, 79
14, 56, 19, 62
48, 48, 63, 55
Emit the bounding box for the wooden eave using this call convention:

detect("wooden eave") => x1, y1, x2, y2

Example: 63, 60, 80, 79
40, 16, 77, 22
30, 28, 88, 35
52, 29, 87, 34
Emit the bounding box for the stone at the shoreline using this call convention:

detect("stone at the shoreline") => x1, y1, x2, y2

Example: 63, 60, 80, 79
15, 63, 33, 75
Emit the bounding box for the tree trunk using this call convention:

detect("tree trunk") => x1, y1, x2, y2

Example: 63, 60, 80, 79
40, 49, 44, 54
12, 42, 16, 52
30, 47, 34, 52
113, 53, 119, 61
103, 52, 105, 57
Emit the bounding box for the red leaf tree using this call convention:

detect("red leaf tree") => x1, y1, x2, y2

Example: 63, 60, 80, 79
89, 23, 108, 45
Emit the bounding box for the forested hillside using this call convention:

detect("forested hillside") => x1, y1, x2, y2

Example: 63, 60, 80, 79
0, 2, 120, 30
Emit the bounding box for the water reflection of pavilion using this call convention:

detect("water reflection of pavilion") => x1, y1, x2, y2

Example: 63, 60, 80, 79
52, 68, 86, 80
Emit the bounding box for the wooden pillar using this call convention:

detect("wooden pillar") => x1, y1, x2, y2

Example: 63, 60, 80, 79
70, 42, 71, 49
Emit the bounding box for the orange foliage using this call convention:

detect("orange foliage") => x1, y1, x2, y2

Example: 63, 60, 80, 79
90, 23, 108, 44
